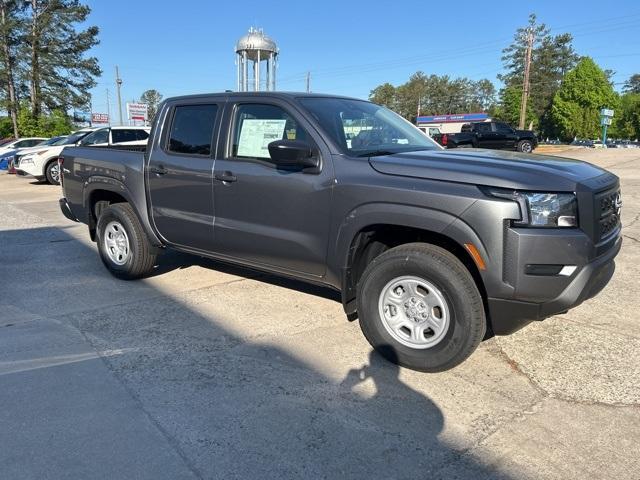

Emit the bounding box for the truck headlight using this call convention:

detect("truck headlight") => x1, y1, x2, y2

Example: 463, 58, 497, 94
486, 189, 578, 228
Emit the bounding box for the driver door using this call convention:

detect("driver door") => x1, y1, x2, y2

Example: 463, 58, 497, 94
212, 98, 333, 277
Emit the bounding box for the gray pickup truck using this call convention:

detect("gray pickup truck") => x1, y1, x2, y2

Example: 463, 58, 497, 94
58, 92, 622, 372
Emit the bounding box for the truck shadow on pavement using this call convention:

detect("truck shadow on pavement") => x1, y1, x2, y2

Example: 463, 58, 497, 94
0, 226, 510, 479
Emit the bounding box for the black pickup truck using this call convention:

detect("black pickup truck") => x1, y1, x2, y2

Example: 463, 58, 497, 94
443, 121, 538, 152
58, 92, 621, 372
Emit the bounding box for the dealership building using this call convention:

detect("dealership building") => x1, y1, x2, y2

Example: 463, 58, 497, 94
416, 113, 491, 134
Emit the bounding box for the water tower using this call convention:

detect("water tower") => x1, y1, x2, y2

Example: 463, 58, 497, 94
235, 27, 278, 92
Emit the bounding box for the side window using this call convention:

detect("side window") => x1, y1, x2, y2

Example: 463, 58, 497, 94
112, 129, 138, 143
135, 130, 150, 141
80, 129, 109, 145
428, 128, 440, 136
495, 122, 513, 133
231, 103, 309, 160
168, 104, 218, 155
475, 123, 491, 133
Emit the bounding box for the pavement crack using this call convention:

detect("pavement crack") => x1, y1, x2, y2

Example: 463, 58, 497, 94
622, 234, 640, 244
625, 213, 640, 229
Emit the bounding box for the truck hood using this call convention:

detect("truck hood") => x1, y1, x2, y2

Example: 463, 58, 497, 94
368, 148, 609, 191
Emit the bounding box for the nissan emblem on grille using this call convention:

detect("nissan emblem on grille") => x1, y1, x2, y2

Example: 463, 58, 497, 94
615, 193, 622, 217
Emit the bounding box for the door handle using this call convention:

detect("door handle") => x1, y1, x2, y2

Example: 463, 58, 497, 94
214, 171, 237, 183
149, 165, 168, 175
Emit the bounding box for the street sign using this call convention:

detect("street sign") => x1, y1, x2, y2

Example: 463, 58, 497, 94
91, 113, 109, 124
599, 107, 614, 147
126, 102, 148, 122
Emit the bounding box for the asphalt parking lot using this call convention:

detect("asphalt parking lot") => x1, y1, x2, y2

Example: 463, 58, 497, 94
1, 148, 639, 480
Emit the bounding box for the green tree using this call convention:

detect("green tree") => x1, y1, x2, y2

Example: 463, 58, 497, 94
369, 73, 497, 122
0, 115, 13, 137
139, 89, 163, 122
369, 83, 396, 110
0, 0, 23, 137
610, 93, 640, 139
498, 14, 579, 135
17, 103, 72, 136
23, 0, 101, 117
551, 57, 619, 140
492, 84, 535, 127
623, 74, 640, 94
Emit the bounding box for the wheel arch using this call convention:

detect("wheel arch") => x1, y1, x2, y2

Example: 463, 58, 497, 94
83, 179, 162, 246
336, 204, 489, 322
42, 156, 60, 176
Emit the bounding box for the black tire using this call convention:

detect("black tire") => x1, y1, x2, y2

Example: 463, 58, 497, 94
357, 243, 486, 372
44, 159, 60, 185
517, 139, 534, 153
96, 203, 157, 280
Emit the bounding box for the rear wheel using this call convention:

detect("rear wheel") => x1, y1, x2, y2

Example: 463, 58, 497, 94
45, 160, 60, 185
96, 203, 157, 279
356, 243, 486, 372
517, 140, 534, 153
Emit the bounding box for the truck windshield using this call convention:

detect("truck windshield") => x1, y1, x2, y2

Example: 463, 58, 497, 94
299, 97, 440, 157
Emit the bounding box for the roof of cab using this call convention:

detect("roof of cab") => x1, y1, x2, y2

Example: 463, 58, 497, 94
164, 91, 362, 103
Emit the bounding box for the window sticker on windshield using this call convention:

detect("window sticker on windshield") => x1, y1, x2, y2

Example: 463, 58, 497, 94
237, 119, 287, 158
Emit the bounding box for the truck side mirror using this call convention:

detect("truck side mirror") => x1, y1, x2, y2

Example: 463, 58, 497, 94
268, 140, 319, 169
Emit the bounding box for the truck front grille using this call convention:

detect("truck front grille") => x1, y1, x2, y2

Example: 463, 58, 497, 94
597, 189, 621, 240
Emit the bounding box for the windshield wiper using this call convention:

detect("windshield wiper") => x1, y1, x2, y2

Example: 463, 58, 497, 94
356, 147, 434, 158
356, 150, 397, 158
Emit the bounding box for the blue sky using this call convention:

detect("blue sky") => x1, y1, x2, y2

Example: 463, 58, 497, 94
84, 0, 640, 116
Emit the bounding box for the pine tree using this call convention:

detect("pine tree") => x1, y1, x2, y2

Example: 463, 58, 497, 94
139, 89, 163, 123
498, 14, 579, 134
623, 74, 640, 94
0, 0, 22, 138
24, 0, 101, 117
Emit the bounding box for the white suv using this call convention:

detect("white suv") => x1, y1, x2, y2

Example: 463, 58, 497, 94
78, 126, 150, 147
16, 127, 149, 185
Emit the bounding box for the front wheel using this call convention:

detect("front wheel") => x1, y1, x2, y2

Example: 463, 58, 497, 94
357, 243, 486, 372
517, 140, 534, 153
96, 203, 157, 279
45, 160, 60, 185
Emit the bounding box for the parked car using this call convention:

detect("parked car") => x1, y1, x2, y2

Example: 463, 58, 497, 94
1, 136, 67, 172
0, 137, 48, 156
77, 126, 150, 147
14, 131, 93, 184
570, 139, 596, 148
444, 122, 538, 152
417, 126, 447, 143
58, 92, 621, 372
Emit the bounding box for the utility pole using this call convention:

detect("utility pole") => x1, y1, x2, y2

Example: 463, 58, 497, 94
115, 65, 123, 125
306, 71, 311, 93
106, 88, 111, 126
518, 28, 534, 130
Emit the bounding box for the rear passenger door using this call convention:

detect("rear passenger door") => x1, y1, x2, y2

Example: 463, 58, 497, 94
474, 122, 495, 148
147, 101, 221, 251
493, 122, 518, 149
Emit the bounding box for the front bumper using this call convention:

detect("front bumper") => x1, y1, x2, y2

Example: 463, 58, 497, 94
15, 158, 41, 177
488, 234, 621, 335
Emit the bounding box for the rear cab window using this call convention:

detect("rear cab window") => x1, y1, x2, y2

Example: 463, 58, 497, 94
167, 104, 218, 156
